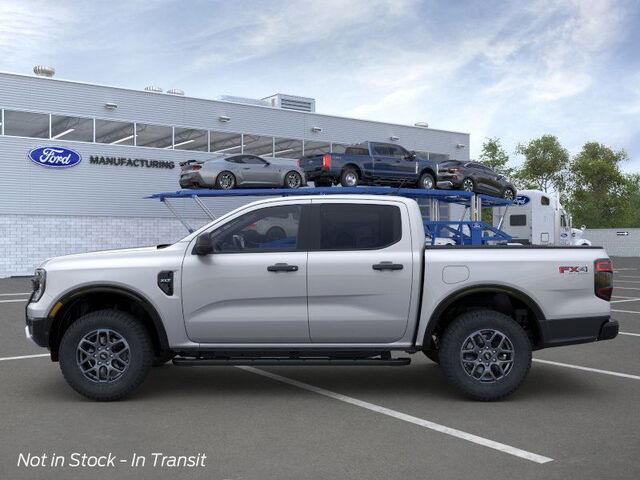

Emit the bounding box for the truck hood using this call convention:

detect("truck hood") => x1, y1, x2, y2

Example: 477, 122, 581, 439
39, 243, 188, 271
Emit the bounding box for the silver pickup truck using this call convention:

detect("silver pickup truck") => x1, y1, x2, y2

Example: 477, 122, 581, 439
25, 195, 618, 401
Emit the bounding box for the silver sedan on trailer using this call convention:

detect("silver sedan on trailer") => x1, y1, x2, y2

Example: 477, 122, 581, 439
179, 154, 307, 190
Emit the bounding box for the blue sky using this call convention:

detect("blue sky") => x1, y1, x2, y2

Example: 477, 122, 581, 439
1, 0, 639, 171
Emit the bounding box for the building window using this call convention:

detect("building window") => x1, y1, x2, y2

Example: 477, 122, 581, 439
211, 131, 242, 154
243, 135, 274, 156
95, 119, 135, 145
303, 140, 331, 156
331, 143, 349, 154
173, 127, 208, 151
51, 115, 93, 142
273, 137, 303, 158
3, 110, 49, 139
135, 123, 172, 148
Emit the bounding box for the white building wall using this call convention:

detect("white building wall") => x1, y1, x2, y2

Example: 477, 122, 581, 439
583, 228, 640, 257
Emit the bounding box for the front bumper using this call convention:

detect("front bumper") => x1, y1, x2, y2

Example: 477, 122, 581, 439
25, 315, 53, 348
542, 316, 618, 348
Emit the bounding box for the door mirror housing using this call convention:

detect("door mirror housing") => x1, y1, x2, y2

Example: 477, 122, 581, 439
193, 233, 214, 255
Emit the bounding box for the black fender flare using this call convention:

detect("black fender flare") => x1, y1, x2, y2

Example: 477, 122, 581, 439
423, 284, 547, 347
50, 285, 170, 357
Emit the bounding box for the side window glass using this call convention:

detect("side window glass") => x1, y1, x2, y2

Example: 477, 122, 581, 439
226, 156, 243, 164
541, 196, 550, 206
318, 204, 402, 250
244, 156, 267, 165
211, 205, 301, 253
510, 215, 527, 226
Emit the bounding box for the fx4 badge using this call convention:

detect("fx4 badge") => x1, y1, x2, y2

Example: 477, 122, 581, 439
559, 265, 588, 274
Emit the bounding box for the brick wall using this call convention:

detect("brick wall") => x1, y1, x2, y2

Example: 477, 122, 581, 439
0, 214, 208, 277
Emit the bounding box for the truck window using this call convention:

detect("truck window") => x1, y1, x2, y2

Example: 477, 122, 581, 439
541, 196, 550, 206
210, 205, 302, 253
345, 147, 369, 156
510, 215, 527, 226
317, 204, 401, 250
345, 143, 369, 156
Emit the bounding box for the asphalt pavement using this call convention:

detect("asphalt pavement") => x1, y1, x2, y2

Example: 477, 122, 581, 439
0, 257, 638, 480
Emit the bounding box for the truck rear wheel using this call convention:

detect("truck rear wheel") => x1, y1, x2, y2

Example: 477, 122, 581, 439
340, 168, 359, 187
419, 172, 435, 189
58, 309, 153, 401
439, 309, 531, 401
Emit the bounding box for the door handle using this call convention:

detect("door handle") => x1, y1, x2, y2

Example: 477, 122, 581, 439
267, 263, 298, 272
372, 262, 403, 271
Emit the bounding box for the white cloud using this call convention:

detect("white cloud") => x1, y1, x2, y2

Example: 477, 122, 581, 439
0, 0, 75, 67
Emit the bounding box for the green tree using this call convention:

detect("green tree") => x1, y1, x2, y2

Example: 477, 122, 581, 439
479, 137, 514, 177
566, 142, 634, 228
515, 135, 569, 193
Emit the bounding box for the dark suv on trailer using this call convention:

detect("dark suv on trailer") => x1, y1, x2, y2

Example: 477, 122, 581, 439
437, 160, 516, 199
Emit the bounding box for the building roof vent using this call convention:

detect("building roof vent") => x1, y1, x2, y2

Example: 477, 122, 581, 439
167, 88, 185, 96
144, 85, 163, 93
33, 65, 55, 78
262, 93, 316, 113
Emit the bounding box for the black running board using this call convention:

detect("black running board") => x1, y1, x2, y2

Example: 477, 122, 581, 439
172, 357, 411, 366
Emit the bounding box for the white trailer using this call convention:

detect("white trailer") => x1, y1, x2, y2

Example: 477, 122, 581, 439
494, 189, 591, 246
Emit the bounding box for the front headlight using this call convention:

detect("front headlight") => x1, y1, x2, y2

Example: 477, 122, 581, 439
31, 268, 46, 302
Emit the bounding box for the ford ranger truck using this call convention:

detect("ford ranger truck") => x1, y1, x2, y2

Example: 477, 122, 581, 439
298, 142, 439, 189
25, 195, 618, 401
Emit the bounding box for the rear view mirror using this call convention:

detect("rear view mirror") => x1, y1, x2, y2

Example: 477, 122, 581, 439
193, 233, 213, 255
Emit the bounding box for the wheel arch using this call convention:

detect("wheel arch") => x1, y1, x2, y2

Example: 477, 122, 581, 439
423, 284, 546, 351
419, 166, 436, 178
48, 285, 169, 361
342, 163, 362, 177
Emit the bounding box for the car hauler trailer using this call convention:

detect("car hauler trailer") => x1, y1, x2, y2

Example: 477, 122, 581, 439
147, 186, 514, 246
493, 189, 591, 246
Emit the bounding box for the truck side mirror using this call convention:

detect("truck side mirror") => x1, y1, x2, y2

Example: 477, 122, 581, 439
193, 233, 214, 255
405, 152, 416, 160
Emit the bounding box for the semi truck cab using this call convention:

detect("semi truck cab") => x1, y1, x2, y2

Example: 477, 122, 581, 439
495, 189, 591, 246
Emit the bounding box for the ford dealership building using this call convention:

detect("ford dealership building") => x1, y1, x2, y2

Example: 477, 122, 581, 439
0, 69, 470, 277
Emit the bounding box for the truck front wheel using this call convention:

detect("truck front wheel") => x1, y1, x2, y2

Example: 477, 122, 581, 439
58, 309, 153, 401
439, 309, 531, 401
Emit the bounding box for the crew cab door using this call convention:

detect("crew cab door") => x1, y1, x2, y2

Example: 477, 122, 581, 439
236, 155, 278, 185
181, 201, 311, 343
370, 143, 415, 182
307, 200, 414, 343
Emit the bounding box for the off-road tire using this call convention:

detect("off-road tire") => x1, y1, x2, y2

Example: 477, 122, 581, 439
58, 309, 153, 401
439, 309, 531, 401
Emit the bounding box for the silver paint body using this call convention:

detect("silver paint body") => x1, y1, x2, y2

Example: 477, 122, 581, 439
27, 195, 610, 350
180, 155, 307, 188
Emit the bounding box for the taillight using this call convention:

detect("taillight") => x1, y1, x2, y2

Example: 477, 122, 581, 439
594, 258, 613, 301
192, 164, 202, 171
322, 154, 331, 170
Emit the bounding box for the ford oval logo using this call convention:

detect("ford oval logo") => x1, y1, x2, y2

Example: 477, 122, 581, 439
28, 146, 82, 168
513, 195, 530, 206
